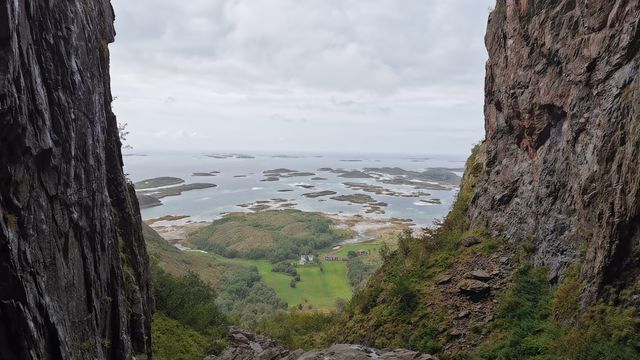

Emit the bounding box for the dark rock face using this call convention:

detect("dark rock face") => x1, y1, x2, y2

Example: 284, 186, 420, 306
208, 329, 438, 360
469, 0, 640, 298
0, 1, 152, 359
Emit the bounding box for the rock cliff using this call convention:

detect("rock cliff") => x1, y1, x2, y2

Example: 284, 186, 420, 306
0, 1, 152, 359
470, 0, 640, 299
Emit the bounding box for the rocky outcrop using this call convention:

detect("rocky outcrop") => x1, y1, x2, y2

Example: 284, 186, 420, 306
207, 329, 438, 360
469, 0, 640, 299
0, 1, 152, 359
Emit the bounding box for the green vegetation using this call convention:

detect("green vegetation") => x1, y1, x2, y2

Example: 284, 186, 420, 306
479, 265, 640, 360
188, 210, 350, 262
478, 265, 551, 359
255, 311, 339, 350
151, 266, 227, 359
144, 142, 640, 359
215, 265, 288, 327
265, 260, 352, 309
152, 314, 210, 360
346, 257, 376, 289
312, 145, 495, 353
272, 263, 299, 277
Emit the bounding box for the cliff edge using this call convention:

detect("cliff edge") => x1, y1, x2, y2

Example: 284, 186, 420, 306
0, 1, 152, 359
470, 0, 640, 299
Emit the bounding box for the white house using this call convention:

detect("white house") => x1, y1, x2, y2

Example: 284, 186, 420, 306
299, 255, 314, 265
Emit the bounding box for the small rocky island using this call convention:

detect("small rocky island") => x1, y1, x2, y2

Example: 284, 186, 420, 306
134, 177, 217, 209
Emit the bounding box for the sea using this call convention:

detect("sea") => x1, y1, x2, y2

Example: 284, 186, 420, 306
123, 151, 466, 228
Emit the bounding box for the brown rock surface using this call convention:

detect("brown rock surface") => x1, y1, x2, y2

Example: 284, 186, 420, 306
469, 0, 640, 299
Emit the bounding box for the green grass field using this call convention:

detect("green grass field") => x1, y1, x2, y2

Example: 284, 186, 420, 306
211, 256, 351, 310
146, 217, 398, 311
150, 237, 398, 310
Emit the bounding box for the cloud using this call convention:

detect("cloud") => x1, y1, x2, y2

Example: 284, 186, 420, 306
109, 0, 494, 155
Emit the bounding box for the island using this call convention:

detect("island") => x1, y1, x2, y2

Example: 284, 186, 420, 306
303, 190, 338, 198
134, 176, 184, 189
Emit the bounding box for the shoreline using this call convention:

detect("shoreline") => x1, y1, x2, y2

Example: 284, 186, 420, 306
145, 210, 413, 253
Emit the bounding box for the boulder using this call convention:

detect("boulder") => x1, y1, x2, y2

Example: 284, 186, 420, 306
458, 280, 491, 300
211, 329, 439, 360
469, 270, 492, 281
461, 236, 481, 247
436, 274, 453, 285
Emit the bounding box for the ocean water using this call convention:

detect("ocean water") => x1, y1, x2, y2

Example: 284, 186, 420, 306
123, 152, 466, 227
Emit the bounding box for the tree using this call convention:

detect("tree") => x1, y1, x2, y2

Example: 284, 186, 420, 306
118, 122, 132, 149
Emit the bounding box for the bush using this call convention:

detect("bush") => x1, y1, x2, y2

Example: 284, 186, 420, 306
389, 277, 418, 316
151, 266, 227, 358
215, 266, 288, 327
272, 263, 298, 277
152, 313, 210, 360
347, 257, 376, 289
255, 311, 338, 350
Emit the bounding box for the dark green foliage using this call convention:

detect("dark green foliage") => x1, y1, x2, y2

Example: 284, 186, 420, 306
255, 311, 338, 350
215, 266, 288, 327
411, 325, 443, 354
151, 266, 227, 359
389, 276, 418, 315
347, 257, 376, 289
272, 263, 298, 277
347, 250, 357, 258
350, 283, 382, 315
153, 268, 226, 333
479, 265, 640, 360
152, 313, 210, 360
478, 265, 550, 359
189, 210, 347, 262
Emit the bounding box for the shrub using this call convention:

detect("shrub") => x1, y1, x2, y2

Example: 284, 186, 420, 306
151, 267, 227, 358
389, 277, 418, 316
272, 263, 298, 277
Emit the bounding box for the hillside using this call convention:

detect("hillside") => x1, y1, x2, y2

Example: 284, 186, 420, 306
188, 210, 350, 261
324, 1, 640, 358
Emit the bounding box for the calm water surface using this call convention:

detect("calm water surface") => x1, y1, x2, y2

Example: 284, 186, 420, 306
123, 152, 466, 227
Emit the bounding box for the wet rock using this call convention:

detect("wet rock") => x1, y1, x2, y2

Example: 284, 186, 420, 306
0, 1, 152, 358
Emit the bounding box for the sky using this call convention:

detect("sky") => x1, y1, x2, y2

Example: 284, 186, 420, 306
109, 0, 495, 155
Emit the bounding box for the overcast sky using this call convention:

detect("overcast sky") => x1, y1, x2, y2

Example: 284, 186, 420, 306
109, 0, 494, 155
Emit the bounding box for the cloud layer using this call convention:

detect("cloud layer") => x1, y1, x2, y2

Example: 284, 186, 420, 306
110, 0, 494, 155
